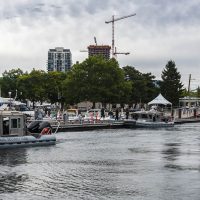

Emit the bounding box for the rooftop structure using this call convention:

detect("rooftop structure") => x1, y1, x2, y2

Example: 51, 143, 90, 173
88, 45, 111, 60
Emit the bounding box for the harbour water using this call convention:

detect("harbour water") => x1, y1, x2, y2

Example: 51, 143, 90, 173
1, 124, 200, 200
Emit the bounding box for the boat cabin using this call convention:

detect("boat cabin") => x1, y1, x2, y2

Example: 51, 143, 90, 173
0, 111, 26, 136
132, 110, 164, 122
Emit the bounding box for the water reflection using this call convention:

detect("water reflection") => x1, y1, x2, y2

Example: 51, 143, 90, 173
0, 148, 27, 166
162, 143, 181, 161
0, 149, 29, 194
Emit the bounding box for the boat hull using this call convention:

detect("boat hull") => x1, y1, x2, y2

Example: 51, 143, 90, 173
0, 135, 56, 149
135, 121, 174, 128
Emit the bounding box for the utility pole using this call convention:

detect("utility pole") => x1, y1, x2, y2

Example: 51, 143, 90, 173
105, 13, 136, 57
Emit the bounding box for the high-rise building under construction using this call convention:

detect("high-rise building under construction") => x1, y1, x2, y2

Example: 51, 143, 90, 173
88, 45, 111, 60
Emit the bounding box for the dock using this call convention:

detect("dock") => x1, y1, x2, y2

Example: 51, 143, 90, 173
50, 117, 200, 132
52, 120, 125, 132
174, 118, 200, 124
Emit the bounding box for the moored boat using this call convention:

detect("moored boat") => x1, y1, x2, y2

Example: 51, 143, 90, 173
133, 110, 174, 128
0, 111, 58, 149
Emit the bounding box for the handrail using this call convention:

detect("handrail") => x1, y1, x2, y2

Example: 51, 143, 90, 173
53, 121, 60, 134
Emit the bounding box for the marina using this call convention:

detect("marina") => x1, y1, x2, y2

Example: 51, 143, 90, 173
0, 1, 200, 199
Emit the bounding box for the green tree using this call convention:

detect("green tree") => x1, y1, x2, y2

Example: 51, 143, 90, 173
196, 86, 200, 98
62, 56, 131, 107
44, 71, 67, 105
1, 68, 24, 98
18, 69, 47, 107
160, 60, 184, 106
123, 66, 157, 106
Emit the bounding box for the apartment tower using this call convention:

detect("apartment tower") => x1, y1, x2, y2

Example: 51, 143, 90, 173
47, 47, 72, 72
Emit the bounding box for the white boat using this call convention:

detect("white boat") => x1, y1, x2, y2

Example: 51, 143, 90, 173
83, 109, 115, 122
133, 110, 174, 128
0, 111, 58, 149
66, 109, 80, 122
83, 109, 101, 122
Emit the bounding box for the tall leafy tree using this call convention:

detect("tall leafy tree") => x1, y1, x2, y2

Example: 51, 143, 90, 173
160, 60, 183, 106
196, 86, 200, 98
123, 66, 158, 105
62, 56, 131, 106
142, 73, 159, 102
1, 68, 24, 98
18, 69, 47, 107
44, 71, 67, 105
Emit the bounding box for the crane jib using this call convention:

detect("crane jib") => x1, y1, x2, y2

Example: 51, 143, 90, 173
105, 13, 136, 23
105, 13, 136, 57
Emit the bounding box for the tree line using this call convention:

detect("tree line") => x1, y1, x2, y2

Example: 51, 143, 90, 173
0, 56, 190, 108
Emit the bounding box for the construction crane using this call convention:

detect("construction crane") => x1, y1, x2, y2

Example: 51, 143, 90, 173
105, 13, 136, 57
114, 47, 130, 56
80, 50, 88, 52
80, 36, 98, 52
94, 36, 97, 45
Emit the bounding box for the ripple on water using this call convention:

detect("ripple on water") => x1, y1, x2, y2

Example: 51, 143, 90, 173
1, 125, 200, 199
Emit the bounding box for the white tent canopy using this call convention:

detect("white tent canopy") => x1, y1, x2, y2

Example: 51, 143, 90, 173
148, 93, 172, 106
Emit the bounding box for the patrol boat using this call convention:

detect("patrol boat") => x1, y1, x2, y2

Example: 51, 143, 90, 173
132, 109, 174, 128
0, 111, 58, 149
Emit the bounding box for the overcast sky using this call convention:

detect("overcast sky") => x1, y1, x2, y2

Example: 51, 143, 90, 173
0, 0, 200, 87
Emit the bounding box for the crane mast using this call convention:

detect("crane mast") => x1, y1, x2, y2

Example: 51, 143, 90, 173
94, 36, 97, 45
105, 13, 136, 57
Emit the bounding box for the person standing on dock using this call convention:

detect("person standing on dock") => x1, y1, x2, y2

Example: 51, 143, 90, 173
108, 110, 114, 118
63, 111, 69, 124
125, 108, 129, 119
101, 107, 105, 119
115, 108, 119, 120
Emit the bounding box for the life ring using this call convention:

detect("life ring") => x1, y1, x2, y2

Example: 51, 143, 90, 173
40, 127, 52, 135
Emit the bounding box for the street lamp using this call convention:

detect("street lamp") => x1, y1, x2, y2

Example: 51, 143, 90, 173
14, 89, 17, 100
8, 91, 12, 110
20, 92, 22, 101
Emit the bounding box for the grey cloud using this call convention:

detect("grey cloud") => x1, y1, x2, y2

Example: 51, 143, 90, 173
0, 0, 200, 84
2, 0, 199, 28
134, 0, 200, 28
50, 4, 61, 9
31, 7, 43, 13
37, 3, 45, 7
0, 1, 59, 21
84, 0, 110, 14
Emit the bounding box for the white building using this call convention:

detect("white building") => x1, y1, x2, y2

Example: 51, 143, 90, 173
179, 96, 200, 107
47, 47, 72, 72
